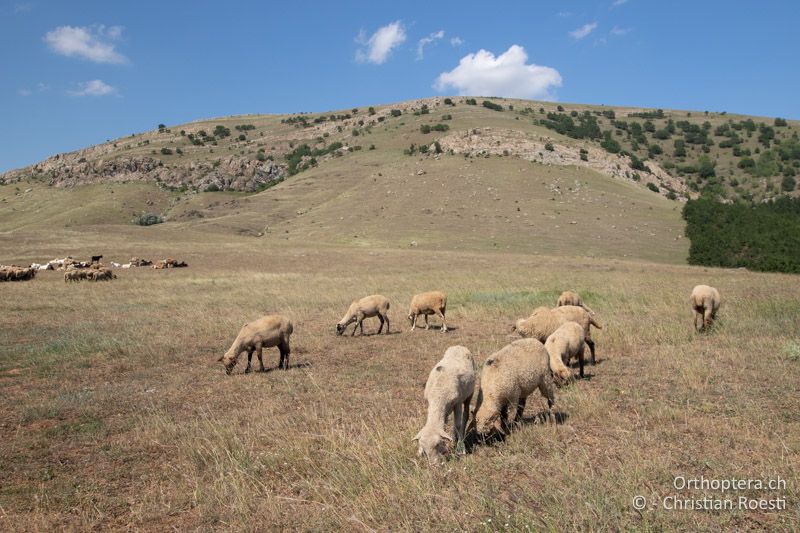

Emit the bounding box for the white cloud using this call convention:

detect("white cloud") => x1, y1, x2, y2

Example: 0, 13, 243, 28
44, 25, 127, 64
434, 44, 562, 101
450, 36, 463, 47
557, 11, 572, 17
68, 79, 116, 97
612, 0, 628, 6
18, 88, 32, 96
569, 22, 598, 40
355, 21, 406, 65
416, 30, 444, 60
610, 26, 631, 36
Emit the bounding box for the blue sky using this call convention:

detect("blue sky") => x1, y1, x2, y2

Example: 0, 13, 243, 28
1, 0, 798, 173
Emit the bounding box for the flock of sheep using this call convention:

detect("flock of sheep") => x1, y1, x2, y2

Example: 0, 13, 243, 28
0, 255, 189, 284
217, 285, 722, 465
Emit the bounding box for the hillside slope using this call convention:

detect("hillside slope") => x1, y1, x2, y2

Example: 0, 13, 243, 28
7, 96, 796, 264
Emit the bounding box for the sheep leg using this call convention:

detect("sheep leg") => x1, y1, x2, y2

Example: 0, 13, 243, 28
279, 341, 290, 370
438, 309, 448, 332
462, 395, 472, 438
704, 308, 713, 331
383, 314, 390, 334
410, 314, 417, 331
499, 404, 510, 434
694, 310, 701, 332
578, 346, 585, 378
424, 314, 430, 330
376, 314, 385, 334
540, 381, 556, 423
586, 338, 596, 365
351, 319, 359, 336
453, 403, 465, 454
245, 349, 254, 374
514, 396, 527, 424
256, 345, 265, 372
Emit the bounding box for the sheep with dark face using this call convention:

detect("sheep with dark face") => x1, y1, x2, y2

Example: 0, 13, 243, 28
691, 285, 721, 332
336, 295, 391, 336
414, 346, 475, 465
219, 315, 294, 374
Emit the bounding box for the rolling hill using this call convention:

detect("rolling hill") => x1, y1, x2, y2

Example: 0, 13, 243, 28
1, 97, 798, 264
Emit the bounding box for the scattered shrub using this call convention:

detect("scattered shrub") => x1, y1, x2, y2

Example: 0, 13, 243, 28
160, 148, 173, 155
134, 213, 163, 226
646, 182, 659, 192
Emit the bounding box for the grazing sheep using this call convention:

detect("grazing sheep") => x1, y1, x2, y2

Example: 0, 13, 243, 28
88, 268, 115, 281
219, 314, 294, 375
64, 270, 82, 282
1, 266, 36, 281
110, 262, 121, 268
473, 338, 556, 436
414, 346, 476, 464
408, 291, 448, 332
556, 290, 594, 314
545, 322, 586, 380
336, 295, 391, 336
514, 305, 602, 366
121, 263, 132, 269
691, 284, 721, 332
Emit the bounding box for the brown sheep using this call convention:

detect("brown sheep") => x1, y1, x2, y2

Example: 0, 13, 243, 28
408, 291, 448, 332
691, 285, 721, 332
544, 321, 586, 380
473, 338, 556, 436
513, 305, 602, 366
219, 314, 294, 374
336, 295, 391, 336
556, 290, 594, 314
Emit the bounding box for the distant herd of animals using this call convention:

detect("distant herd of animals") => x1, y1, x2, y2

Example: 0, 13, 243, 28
216, 285, 722, 465
0, 255, 188, 283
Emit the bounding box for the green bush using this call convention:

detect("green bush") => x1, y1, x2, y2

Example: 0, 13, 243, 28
482, 100, 503, 111
205, 183, 220, 192
390, 109, 402, 117
782, 175, 797, 192
775, 117, 788, 127
134, 213, 163, 226
213, 125, 231, 138
683, 196, 800, 272
544, 142, 554, 151
646, 182, 659, 192
160, 148, 173, 155
444, 98, 454, 105
465, 98, 477, 105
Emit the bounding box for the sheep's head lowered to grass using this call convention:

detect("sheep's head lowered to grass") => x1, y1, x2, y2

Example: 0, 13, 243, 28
413, 427, 452, 465
218, 351, 237, 375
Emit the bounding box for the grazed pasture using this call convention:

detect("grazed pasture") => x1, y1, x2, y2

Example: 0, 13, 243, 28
1, 230, 798, 530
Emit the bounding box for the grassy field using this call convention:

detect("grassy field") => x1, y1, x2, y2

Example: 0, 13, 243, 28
1, 227, 798, 530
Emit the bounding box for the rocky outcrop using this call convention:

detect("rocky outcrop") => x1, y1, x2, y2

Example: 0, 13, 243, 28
0, 152, 286, 192
436, 127, 691, 199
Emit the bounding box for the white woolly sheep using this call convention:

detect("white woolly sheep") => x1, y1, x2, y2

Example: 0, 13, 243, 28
219, 314, 294, 375
514, 305, 602, 366
473, 338, 556, 436
414, 345, 476, 465
408, 291, 448, 332
690, 284, 721, 332
556, 290, 594, 314
336, 294, 391, 336
544, 321, 586, 380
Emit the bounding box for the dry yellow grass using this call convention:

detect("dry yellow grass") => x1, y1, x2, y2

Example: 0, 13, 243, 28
1, 228, 798, 530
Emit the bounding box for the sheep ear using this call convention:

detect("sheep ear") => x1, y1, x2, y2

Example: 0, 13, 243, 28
438, 430, 453, 441
412, 430, 423, 442
435, 365, 443, 372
